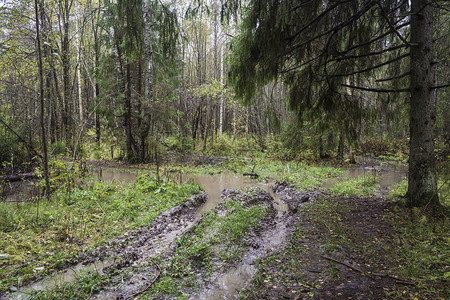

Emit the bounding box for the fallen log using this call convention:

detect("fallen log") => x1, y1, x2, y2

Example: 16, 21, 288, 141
1, 173, 37, 182
243, 171, 259, 178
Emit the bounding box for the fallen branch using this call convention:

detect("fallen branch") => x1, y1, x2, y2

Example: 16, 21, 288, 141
1, 173, 38, 182
372, 272, 415, 286
0, 119, 41, 158
320, 255, 366, 274
130, 258, 162, 298
320, 255, 415, 286
243, 171, 259, 178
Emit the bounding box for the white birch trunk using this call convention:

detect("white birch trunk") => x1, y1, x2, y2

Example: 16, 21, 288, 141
75, 2, 83, 121
141, 0, 153, 160
219, 44, 224, 138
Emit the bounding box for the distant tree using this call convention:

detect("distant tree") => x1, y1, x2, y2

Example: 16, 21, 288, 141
228, 0, 449, 211
97, 0, 179, 162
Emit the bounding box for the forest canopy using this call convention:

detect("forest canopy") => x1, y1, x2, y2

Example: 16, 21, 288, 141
0, 0, 448, 210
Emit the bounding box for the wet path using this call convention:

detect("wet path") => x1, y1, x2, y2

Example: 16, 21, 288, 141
6, 158, 407, 299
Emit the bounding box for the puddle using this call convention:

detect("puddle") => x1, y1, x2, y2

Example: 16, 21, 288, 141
187, 172, 288, 218
10, 260, 113, 299
192, 185, 293, 300
90, 167, 145, 183
324, 156, 407, 196
5, 159, 407, 298
2, 167, 144, 202
195, 265, 257, 300
1, 180, 39, 202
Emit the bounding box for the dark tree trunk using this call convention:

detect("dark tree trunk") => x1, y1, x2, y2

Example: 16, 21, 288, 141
407, 0, 439, 209
93, 17, 101, 144
124, 62, 134, 161
338, 132, 344, 159
34, 0, 50, 197
61, 0, 72, 146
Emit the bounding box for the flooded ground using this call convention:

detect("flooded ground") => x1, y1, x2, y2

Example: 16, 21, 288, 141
324, 156, 407, 196
12, 260, 114, 300
3, 157, 408, 299
90, 167, 144, 183
188, 173, 288, 217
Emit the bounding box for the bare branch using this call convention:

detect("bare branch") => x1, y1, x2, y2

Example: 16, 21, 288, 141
430, 83, 450, 90
377, 2, 410, 46
330, 53, 409, 77
341, 84, 409, 93
376, 71, 410, 82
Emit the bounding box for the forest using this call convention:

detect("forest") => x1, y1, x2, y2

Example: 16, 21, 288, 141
0, 0, 449, 299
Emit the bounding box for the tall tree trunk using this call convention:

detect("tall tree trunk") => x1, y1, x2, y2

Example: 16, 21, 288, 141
124, 62, 133, 161
60, 0, 72, 146
92, 8, 101, 144
75, 1, 83, 122
141, 0, 154, 162
407, 0, 439, 209
34, 0, 50, 198
219, 44, 224, 138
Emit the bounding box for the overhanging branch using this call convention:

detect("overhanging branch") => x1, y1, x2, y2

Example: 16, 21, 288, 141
341, 84, 409, 93
376, 71, 410, 82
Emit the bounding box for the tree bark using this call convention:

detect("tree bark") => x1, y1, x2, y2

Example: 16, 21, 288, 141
60, 0, 72, 146
141, 0, 154, 162
34, 0, 50, 197
406, 0, 439, 209
75, 1, 84, 122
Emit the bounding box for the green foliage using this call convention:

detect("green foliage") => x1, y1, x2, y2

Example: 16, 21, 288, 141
165, 134, 195, 153
189, 79, 233, 102
33, 159, 85, 194
359, 137, 408, 162
204, 134, 262, 156
49, 141, 67, 156
0, 133, 28, 167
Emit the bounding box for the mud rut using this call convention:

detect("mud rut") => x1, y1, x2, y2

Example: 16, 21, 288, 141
78, 182, 321, 299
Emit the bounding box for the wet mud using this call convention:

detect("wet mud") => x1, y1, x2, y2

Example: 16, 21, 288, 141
91, 183, 309, 299
3, 158, 411, 299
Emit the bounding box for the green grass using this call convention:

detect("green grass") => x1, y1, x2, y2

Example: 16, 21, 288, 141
24, 272, 110, 300
383, 206, 450, 298
174, 155, 346, 193
389, 178, 450, 207
0, 174, 201, 292
328, 175, 378, 197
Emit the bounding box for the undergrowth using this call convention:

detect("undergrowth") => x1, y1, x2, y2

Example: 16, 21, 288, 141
0, 175, 200, 293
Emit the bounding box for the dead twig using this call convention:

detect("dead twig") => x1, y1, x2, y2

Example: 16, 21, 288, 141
372, 273, 416, 286
320, 255, 415, 286
130, 258, 162, 298
320, 255, 367, 274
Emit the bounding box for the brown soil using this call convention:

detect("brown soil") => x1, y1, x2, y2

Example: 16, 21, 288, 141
4, 181, 445, 300
241, 194, 426, 300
